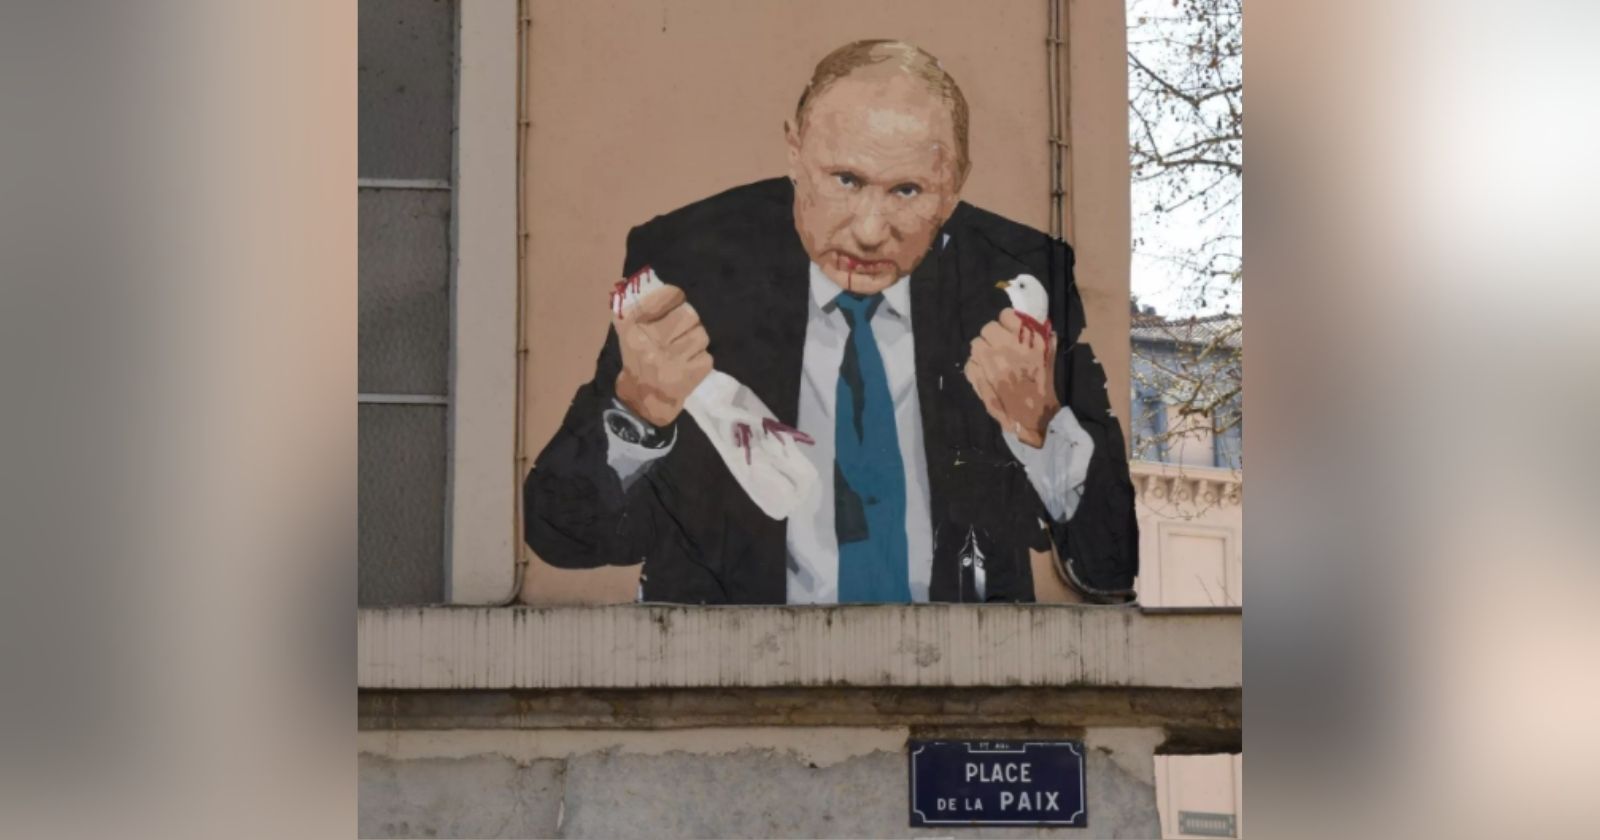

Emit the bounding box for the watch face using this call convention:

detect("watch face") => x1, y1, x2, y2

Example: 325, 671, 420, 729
606, 411, 643, 445
606, 407, 675, 449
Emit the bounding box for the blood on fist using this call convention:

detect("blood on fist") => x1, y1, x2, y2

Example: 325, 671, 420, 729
963, 308, 1062, 448
613, 284, 713, 427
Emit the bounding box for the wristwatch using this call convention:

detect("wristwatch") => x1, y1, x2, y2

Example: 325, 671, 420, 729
604, 402, 675, 449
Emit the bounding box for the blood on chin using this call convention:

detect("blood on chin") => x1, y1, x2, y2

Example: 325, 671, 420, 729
829, 252, 900, 294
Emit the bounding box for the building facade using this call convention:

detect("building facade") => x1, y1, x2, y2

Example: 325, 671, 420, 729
1130, 311, 1244, 837
357, 2, 1240, 836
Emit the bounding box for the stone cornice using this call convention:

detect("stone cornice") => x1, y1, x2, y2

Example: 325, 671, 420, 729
1131, 460, 1242, 509
357, 604, 1241, 691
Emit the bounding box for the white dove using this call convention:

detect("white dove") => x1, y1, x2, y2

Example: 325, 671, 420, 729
994, 273, 1056, 363
995, 273, 1052, 330
996, 273, 1048, 319
610, 267, 819, 520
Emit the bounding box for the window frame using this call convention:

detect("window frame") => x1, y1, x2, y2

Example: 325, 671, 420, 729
441, 0, 520, 604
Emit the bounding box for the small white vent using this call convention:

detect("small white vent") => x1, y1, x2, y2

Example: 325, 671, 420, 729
1178, 810, 1236, 837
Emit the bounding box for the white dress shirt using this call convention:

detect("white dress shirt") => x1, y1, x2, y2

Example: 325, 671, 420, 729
603, 260, 1095, 603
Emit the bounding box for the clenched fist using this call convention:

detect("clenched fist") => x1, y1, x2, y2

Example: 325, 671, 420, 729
613, 284, 713, 427
963, 308, 1062, 448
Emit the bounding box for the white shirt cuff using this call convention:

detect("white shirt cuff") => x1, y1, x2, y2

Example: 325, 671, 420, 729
1003, 407, 1095, 523
603, 400, 676, 491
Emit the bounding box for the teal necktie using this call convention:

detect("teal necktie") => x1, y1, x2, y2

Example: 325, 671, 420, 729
833, 293, 911, 602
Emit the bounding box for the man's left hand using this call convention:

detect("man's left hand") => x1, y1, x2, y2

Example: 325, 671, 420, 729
964, 308, 1061, 448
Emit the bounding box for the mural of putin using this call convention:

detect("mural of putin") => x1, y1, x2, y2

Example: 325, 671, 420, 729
524, 40, 1137, 605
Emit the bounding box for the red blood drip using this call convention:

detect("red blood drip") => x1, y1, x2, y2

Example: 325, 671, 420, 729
608, 265, 651, 319
761, 417, 815, 446
1015, 312, 1055, 365
733, 422, 753, 465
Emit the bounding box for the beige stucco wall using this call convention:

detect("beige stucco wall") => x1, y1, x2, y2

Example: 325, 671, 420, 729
517, 0, 1130, 601
359, 726, 1167, 838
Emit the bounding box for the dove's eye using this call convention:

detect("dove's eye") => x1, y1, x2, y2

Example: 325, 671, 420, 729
833, 172, 861, 189
891, 183, 922, 198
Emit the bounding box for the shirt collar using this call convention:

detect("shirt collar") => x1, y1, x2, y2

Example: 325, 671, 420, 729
808, 261, 912, 320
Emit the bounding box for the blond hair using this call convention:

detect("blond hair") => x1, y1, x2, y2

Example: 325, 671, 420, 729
794, 40, 971, 177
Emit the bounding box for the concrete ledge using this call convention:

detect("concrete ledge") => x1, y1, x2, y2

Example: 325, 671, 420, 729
359, 687, 1241, 750
358, 605, 1241, 690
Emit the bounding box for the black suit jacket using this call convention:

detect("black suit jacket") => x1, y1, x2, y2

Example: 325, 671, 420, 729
523, 178, 1137, 604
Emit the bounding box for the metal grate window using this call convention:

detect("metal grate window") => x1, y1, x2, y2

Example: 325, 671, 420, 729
357, 0, 457, 605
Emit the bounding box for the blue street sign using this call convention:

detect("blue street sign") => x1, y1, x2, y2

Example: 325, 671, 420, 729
908, 740, 1087, 828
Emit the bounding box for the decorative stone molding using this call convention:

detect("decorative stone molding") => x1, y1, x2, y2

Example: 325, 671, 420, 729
1131, 460, 1242, 510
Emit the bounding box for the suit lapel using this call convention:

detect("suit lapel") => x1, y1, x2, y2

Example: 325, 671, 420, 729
699, 181, 810, 427
912, 224, 963, 601
761, 245, 811, 426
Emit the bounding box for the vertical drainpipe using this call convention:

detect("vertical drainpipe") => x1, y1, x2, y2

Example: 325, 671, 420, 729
1047, 0, 1071, 240
509, 0, 532, 603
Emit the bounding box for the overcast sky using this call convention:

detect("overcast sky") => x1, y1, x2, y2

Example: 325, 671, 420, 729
1126, 0, 1242, 319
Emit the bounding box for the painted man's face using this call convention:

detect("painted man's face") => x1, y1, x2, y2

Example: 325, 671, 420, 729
786, 68, 966, 296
